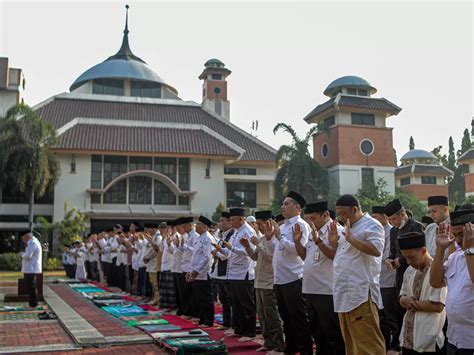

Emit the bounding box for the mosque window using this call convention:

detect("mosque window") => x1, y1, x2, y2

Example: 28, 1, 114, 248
154, 181, 176, 205
178, 158, 190, 206
321, 143, 329, 158
92, 79, 124, 96
358, 89, 368, 96
352, 113, 375, 126
421, 176, 437, 185
103, 156, 127, 204
224, 167, 257, 175
129, 176, 152, 204
91, 155, 103, 203
361, 168, 374, 189
130, 81, 161, 98
360, 139, 374, 156
347, 88, 357, 95
400, 177, 411, 186
322, 116, 335, 129
154, 157, 177, 182
226, 182, 256, 208
211, 74, 222, 80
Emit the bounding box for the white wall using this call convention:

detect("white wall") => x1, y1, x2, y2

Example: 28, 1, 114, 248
189, 158, 225, 217
53, 153, 92, 222
330, 164, 395, 196
0, 90, 18, 117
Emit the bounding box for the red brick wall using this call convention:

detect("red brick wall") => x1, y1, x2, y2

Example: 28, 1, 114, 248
205, 80, 227, 100
401, 184, 449, 202
464, 172, 474, 193
313, 125, 395, 168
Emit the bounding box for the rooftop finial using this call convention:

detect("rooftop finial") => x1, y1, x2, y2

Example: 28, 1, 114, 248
124, 4, 129, 35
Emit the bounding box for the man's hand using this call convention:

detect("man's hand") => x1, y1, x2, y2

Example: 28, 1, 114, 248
344, 219, 352, 242
436, 223, 455, 251
211, 250, 218, 257
240, 237, 250, 248
263, 220, 275, 240
327, 220, 340, 245
186, 271, 198, 282
308, 220, 320, 244
250, 236, 259, 246
293, 223, 302, 243
463, 222, 474, 249
385, 259, 394, 271
271, 220, 282, 240
223, 241, 232, 249
400, 296, 420, 311
393, 258, 401, 268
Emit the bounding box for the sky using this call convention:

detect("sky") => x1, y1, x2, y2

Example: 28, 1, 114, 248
1, 0, 473, 161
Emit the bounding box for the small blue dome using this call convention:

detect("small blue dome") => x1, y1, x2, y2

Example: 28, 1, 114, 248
401, 149, 436, 161
324, 75, 377, 97
70, 59, 177, 94
204, 58, 225, 68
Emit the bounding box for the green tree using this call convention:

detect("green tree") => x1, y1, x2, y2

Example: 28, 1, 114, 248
460, 128, 471, 154
272, 123, 328, 205
431, 145, 448, 167
211, 202, 225, 222
356, 178, 391, 213
447, 136, 456, 172
0, 104, 60, 229
37, 201, 86, 252
409, 136, 415, 150
394, 189, 427, 221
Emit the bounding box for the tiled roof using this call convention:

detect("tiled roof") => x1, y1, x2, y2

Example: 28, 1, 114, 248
458, 148, 474, 163
395, 165, 412, 176
35, 95, 276, 162
303, 97, 335, 122
58, 124, 241, 156
304, 95, 401, 122
413, 165, 453, 175
396, 164, 453, 176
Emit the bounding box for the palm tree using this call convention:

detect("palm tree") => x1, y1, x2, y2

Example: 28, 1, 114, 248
273, 123, 328, 205
0, 104, 60, 229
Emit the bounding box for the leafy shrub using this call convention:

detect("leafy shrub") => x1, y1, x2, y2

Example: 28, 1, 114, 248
0, 253, 22, 271
46, 257, 63, 271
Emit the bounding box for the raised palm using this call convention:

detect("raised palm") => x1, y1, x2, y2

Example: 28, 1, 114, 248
436, 223, 455, 250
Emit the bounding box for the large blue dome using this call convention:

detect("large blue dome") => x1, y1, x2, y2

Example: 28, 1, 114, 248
401, 149, 436, 161
324, 75, 377, 97
70, 59, 177, 94
70, 6, 177, 95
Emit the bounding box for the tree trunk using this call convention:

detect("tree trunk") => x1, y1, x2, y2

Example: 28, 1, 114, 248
28, 189, 34, 230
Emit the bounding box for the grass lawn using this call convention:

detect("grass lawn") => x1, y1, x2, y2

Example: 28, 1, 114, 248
0, 270, 65, 282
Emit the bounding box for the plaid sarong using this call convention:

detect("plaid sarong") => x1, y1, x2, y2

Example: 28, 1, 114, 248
159, 270, 177, 309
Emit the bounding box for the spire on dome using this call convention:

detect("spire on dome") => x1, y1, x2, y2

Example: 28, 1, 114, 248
106, 4, 146, 63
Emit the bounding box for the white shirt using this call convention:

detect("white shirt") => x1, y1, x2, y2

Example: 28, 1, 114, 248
98, 238, 109, 262
131, 239, 144, 271
272, 215, 310, 285
380, 223, 396, 288
220, 222, 256, 280
399, 265, 447, 352
160, 238, 173, 271
21, 237, 42, 274
190, 231, 214, 280
333, 213, 385, 313
180, 229, 198, 272
86, 242, 99, 263
303, 220, 342, 295
169, 238, 183, 274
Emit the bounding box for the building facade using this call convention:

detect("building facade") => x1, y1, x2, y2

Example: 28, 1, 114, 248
395, 149, 453, 203
304, 76, 401, 195
0, 11, 276, 236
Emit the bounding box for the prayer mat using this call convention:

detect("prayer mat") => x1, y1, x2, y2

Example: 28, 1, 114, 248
160, 315, 199, 330
93, 299, 130, 307
214, 313, 223, 325
69, 283, 96, 288
137, 324, 182, 332
160, 337, 228, 354
127, 318, 169, 327
83, 293, 122, 300
0, 312, 40, 321
102, 305, 148, 318
120, 315, 162, 322
75, 287, 105, 293
151, 329, 208, 341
